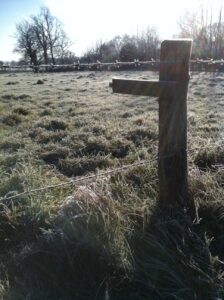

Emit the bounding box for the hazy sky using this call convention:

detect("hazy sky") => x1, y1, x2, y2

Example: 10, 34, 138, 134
0, 0, 223, 61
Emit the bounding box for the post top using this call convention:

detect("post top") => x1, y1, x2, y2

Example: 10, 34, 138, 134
160, 39, 192, 57
160, 39, 192, 81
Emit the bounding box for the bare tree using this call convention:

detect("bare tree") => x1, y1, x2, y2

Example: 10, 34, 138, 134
177, 5, 224, 58
14, 20, 39, 65
136, 27, 160, 60
34, 7, 71, 64
54, 30, 72, 63
32, 10, 49, 64
214, 6, 223, 58
14, 7, 72, 65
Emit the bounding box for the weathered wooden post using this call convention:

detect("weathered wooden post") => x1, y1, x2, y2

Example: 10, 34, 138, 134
159, 40, 191, 207
109, 39, 192, 210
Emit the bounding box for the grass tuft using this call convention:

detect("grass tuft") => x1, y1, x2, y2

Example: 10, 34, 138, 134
2, 114, 22, 126
35, 118, 69, 131
58, 155, 114, 177
36, 79, 44, 84
6, 81, 19, 85
13, 107, 30, 115
194, 147, 224, 170
1, 94, 16, 100
127, 127, 157, 146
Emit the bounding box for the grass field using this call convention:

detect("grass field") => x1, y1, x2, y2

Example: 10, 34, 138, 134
0, 70, 224, 299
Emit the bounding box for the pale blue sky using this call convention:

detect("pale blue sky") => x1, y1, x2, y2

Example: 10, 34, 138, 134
0, 0, 44, 61
0, 0, 223, 61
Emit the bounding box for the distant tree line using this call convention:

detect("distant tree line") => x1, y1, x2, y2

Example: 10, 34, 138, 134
81, 5, 224, 62
14, 7, 75, 66
81, 27, 160, 63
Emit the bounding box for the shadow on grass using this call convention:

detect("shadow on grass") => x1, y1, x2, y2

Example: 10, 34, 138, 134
2, 168, 224, 300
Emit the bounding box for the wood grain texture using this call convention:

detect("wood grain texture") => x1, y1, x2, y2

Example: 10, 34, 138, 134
158, 39, 192, 208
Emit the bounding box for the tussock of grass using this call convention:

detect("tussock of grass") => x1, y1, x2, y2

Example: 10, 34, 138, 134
189, 169, 224, 265
78, 137, 131, 158
0, 170, 24, 198
194, 147, 224, 170
127, 127, 157, 146
2, 114, 22, 126
109, 138, 132, 158
77, 137, 109, 156
120, 111, 133, 118
29, 128, 67, 144
133, 117, 145, 126
58, 155, 114, 177
13, 107, 29, 116
0, 154, 24, 175
36, 79, 44, 84
0, 161, 71, 249
92, 124, 107, 135
6, 81, 19, 85
0, 137, 25, 153
125, 219, 224, 299
16, 94, 31, 100
39, 109, 52, 116
40, 144, 70, 164
35, 118, 69, 131
1, 94, 16, 100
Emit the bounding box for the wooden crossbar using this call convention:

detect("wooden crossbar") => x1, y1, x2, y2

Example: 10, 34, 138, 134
110, 78, 177, 97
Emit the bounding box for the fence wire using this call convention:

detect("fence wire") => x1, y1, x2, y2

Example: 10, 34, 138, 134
0, 140, 223, 202
0, 158, 156, 202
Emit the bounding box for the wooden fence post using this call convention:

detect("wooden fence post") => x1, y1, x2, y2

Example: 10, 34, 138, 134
158, 40, 192, 208
110, 39, 193, 211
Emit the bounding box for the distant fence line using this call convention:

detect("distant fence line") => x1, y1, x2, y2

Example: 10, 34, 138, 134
1, 59, 224, 73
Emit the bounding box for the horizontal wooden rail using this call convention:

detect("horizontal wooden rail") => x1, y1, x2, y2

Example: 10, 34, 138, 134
110, 78, 177, 97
